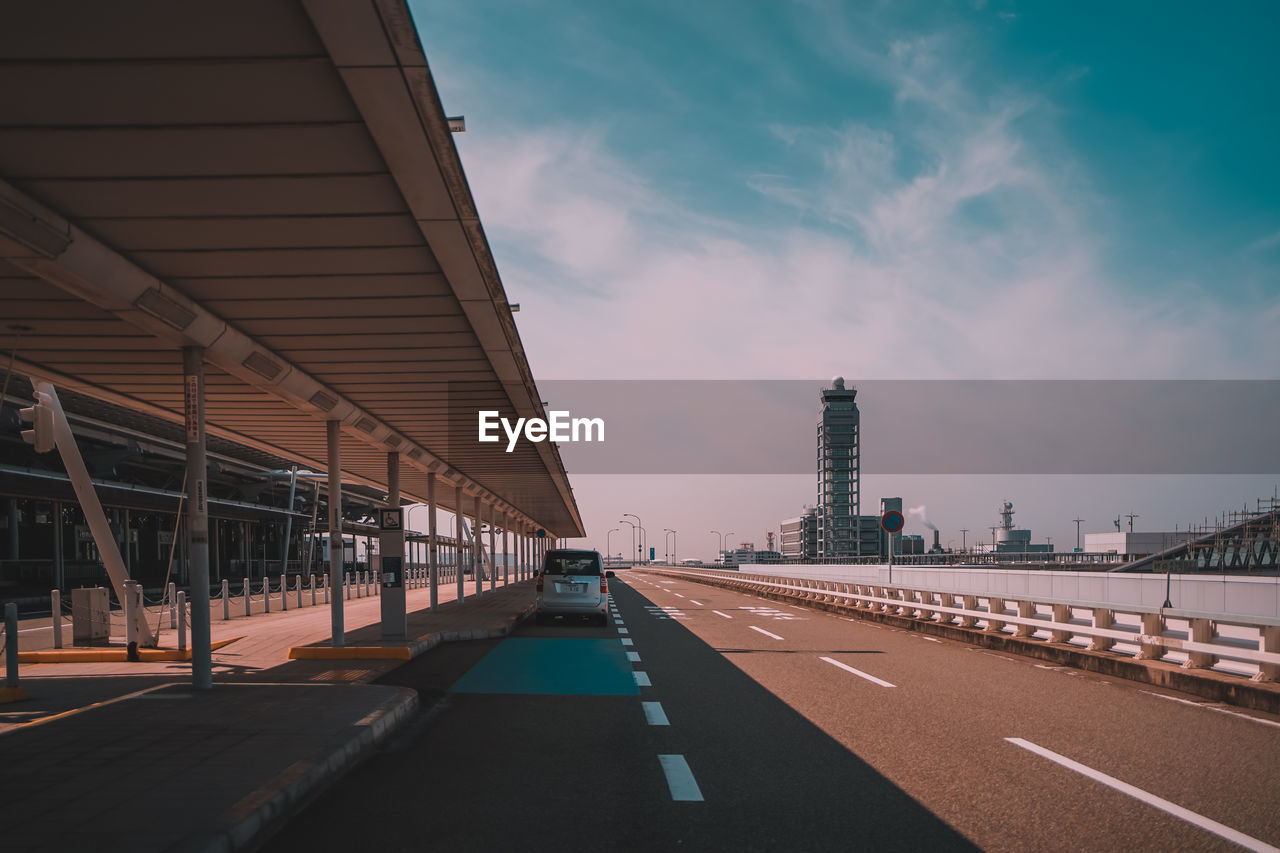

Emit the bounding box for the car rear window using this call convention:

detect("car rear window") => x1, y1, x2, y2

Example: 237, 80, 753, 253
542, 552, 602, 576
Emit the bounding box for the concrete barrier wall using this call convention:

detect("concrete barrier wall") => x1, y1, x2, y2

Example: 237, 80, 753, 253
739, 563, 1280, 623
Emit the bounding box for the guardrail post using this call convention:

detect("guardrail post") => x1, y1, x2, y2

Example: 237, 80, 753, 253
177, 591, 187, 652
168, 581, 177, 628
222, 579, 229, 621
985, 598, 1005, 633
1050, 604, 1071, 643
51, 589, 63, 648
1253, 626, 1279, 682
1088, 608, 1114, 651
934, 592, 952, 624
960, 595, 977, 627
4, 602, 18, 687
243, 578, 250, 617
1014, 601, 1035, 638
1136, 612, 1164, 660
1182, 618, 1215, 669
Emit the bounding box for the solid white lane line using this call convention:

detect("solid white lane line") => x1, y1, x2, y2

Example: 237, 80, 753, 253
627, 651, 641, 662
618, 628, 629, 634
642, 701, 669, 726
634, 671, 651, 686
621, 638, 634, 646
749, 625, 784, 640
712, 610, 733, 619
1006, 738, 1280, 853
1141, 691, 1280, 730
819, 656, 896, 688
658, 755, 704, 802
689, 600, 703, 606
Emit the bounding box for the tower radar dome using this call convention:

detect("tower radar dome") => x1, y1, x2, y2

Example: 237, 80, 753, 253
831, 376, 845, 390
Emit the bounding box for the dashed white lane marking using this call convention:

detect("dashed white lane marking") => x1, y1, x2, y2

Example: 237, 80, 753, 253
712, 610, 733, 619
820, 656, 896, 688
658, 755, 704, 802
620, 638, 634, 646
642, 701, 669, 726
1141, 690, 1280, 730
634, 671, 651, 687
618, 628, 629, 634
921, 636, 941, 643
1006, 738, 1279, 853
673, 593, 685, 598
627, 651, 641, 662
689, 600, 703, 606
748, 625, 784, 640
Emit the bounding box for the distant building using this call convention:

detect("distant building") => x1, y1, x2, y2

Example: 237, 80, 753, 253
901, 534, 925, 555
718, 542, 782, 566
1084, 531, 1193, 557
817, 376, 863, 558
975, 501, 1053, 553
780, 506, 819, 560
878, 497, 903, 557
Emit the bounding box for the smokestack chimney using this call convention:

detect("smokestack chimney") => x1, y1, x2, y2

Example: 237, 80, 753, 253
933, 529, 940, 552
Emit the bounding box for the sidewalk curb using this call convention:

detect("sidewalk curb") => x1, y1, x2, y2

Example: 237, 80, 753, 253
182, 686, 420, 853
192, 599, 534, 852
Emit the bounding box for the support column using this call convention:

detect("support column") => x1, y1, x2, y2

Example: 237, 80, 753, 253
428, 473, 439, 612
327, 420, 344, 645
380, 452, 405, 639
503, 516, 511, 585
182, 347, 213, 690
52, 500, 64, 591
488, 507, 497, 592
472, 497, 483, 597
456, 485, 465, 602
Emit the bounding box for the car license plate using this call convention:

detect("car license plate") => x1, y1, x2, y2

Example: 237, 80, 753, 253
561, 583, 584, 593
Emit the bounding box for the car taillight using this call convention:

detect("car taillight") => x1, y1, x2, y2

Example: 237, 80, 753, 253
600, 576, 608, 594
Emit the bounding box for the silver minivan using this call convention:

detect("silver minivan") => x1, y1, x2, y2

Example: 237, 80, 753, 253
535, 549, 614, 625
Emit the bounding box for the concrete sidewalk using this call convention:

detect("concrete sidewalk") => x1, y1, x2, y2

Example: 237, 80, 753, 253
0, 580, 534, 852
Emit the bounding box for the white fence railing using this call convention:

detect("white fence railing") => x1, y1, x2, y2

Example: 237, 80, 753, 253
643, 568, 1280, 683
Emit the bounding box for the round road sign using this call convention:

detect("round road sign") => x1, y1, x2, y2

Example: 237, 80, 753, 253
881, 510, 905, 533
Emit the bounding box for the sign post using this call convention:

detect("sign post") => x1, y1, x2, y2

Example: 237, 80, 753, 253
378, 505, 406, 639
881, 510, 905, 584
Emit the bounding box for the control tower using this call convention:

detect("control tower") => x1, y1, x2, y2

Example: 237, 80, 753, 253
817, 376, 862, 558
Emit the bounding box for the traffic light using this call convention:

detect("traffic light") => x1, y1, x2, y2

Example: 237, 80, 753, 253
19, 391, 55, 453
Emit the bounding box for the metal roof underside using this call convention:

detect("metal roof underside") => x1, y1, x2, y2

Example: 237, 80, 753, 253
0, 0, 583, 536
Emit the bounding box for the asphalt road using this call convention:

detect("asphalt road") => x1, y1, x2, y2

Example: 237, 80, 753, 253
264, 570, 1280, 852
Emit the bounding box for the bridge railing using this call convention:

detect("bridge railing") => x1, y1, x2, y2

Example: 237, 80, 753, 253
640, 567, 1280, 683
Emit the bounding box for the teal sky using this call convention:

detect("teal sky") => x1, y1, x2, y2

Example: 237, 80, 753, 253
408, 1, 1279, 551
411, 1, 1279, 326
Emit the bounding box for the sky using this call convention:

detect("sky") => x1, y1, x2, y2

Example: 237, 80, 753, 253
408, 1, 1280, 559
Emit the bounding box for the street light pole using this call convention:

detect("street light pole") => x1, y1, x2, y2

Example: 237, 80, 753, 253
1072, 517, 1085, 552
619, 519, 636, 566
607, 527, 618, 565
710, 530, 722, 561
623, 513, 642, 564
664, 528, 676, 564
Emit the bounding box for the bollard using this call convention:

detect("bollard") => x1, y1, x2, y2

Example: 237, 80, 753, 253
364, 571, 370, 597
123, 581, 140, 661
243, 578, 251, 617
52, 589, 63, 649
323, 573, 329, 604
264, 577, 270, 614
5, 602, 18, 687
345, 572, 351, 600
177, 591, 187, 652
222, 579, 230, 621
310, 574, 316, 606
168, 581, 177, 629
296, 574, 303, 609
281, 573, 288, 611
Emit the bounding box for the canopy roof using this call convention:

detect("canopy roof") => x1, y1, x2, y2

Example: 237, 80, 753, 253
0, 0, 583, 536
